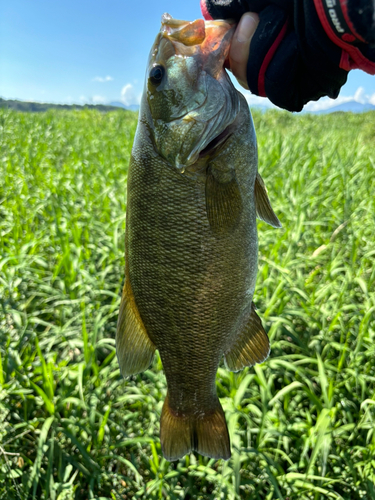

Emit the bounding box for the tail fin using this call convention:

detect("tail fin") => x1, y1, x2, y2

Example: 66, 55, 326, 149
160, 395, 231, 461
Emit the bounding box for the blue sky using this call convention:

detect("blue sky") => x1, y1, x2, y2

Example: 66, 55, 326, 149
1, 0, 374, 111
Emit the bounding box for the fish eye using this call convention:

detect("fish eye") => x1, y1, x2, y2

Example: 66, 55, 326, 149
149, 65, 165, 86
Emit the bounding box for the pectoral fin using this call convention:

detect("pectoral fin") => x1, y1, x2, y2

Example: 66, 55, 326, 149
205, 166, 243, 233
255, 173, 282, 228
116, 278, 155, 377
224, 303, 270, 372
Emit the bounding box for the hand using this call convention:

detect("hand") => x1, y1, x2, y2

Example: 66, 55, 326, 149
229, 13, 259, 90
201, 0, 375, 111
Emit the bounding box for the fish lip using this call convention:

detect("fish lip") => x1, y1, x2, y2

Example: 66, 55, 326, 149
161, 14, 235, 49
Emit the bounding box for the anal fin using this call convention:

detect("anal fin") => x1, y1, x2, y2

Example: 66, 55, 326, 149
224, 303, 270, 372
255, 172, 282, 228
116, 278, 155, 377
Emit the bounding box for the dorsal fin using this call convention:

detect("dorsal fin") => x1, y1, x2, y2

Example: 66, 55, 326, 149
254, 173, 282, 228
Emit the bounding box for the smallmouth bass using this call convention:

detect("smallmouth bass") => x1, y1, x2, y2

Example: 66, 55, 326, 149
116, 14, 281, 461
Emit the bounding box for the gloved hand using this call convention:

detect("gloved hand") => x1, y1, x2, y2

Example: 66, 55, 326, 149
201, 0, 375, 112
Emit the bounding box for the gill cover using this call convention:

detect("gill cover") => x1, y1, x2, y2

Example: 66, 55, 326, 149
145, 14, 240, 172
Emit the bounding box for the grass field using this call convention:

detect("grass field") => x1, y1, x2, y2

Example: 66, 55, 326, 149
1, 107, 375, 500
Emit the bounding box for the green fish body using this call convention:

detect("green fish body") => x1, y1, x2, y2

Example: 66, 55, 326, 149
116, 15, 281, 461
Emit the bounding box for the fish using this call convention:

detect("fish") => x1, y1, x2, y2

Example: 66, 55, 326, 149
116, 13, 281, 462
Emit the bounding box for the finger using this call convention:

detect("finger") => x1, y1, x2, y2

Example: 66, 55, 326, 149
229, 13, 259, 90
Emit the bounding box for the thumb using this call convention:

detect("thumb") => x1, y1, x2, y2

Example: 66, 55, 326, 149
229, 13, 259, 90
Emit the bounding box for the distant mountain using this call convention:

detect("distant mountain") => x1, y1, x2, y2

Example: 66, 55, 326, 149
249, 99, 375, 114
312, 100, 375, 114
110, 101, 140, 111
2, 97, 374, 115
0, 97, 134, 113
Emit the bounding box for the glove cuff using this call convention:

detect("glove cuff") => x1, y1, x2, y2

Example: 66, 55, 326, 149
200, 0, 213, 21
313, 0, 375, 73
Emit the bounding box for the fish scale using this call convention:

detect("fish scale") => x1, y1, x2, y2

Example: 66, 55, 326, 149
129, 161, 244, 402
116, 15, 281, 461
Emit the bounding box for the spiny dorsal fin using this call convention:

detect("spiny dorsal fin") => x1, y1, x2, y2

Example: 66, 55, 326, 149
224, 303, 270, 372
116, 278, 155, 377
205, 166, 243, 233
255, 173, 282, 228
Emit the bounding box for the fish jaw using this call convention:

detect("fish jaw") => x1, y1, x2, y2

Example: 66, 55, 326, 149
161, 14, 206, 46
160, 13, 235, 77
144, 14, 240, 172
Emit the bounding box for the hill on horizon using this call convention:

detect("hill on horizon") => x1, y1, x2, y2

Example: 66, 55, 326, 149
0, 97, 131, 113
313, 99, 375, 114
1, 97, 375, 115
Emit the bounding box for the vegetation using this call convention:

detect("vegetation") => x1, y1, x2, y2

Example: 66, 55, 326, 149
0, 98, 127, 113
0, 107, 374, 499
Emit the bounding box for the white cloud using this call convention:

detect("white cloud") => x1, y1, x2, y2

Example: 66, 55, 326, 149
121, 83, 141, 106
92, 76, 113, 82
243, 92, 275, 109
304, 95, 352, 112
303, 86, 374, 112
353, 86, 366, 103
91, 95, 107, 104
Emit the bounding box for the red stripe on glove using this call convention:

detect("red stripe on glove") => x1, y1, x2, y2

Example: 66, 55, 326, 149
340, 0, 366, 43
313, 0, 375, 74
258, 19, 289, 97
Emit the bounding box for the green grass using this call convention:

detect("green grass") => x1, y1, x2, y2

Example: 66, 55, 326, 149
0, 107, 374, 499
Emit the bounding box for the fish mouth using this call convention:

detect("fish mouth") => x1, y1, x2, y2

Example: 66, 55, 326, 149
161, 14, 207, 46
160, 13, 235, 67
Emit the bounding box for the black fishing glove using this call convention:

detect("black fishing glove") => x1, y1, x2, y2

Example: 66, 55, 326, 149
201, 0, 375, 111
